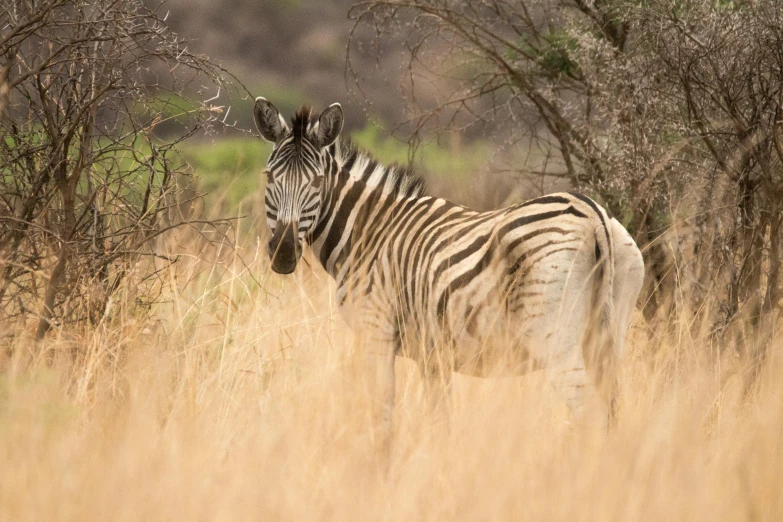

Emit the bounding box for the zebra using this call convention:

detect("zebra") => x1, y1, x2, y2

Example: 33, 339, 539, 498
255, 98, 645, 435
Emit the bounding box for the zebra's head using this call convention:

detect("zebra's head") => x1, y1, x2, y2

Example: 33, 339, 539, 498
254, 98, 344, 274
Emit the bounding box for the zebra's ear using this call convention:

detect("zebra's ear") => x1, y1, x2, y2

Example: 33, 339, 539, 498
254, 97, 288, 143
315, 103, 343, 148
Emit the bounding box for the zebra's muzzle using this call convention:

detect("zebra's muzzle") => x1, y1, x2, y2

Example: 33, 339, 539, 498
267, 222, 301, 274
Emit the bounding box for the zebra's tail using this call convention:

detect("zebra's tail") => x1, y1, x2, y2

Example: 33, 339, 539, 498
585, 219, 618, 414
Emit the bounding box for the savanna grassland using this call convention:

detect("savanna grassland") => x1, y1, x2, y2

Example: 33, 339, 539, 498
1, 147, 782, 521
4, 0, 783, 519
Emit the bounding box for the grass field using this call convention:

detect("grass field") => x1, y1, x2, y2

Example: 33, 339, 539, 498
1, 223, 781, 521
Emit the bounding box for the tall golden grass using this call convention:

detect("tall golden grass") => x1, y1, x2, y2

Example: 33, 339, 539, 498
1, 228, 781, 521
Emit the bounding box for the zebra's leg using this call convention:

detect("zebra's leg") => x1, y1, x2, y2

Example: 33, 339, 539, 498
546, 348, 608, 429
420, 355, 453, 430
361, 349, 396, 457
340, 270, 401, 459
519, 272, 608, 428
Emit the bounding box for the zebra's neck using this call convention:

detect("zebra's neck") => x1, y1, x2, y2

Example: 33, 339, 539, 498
307, 138, 426, 280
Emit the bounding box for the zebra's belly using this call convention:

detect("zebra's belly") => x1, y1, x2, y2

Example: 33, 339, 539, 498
399, 325, 540, 378
449, 320, 542, 378
403, 297, 542, 379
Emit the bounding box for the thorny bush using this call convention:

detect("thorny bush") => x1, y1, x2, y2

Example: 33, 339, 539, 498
0, 0, 232, 339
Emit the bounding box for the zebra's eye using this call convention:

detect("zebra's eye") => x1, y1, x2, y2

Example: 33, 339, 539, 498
311, 176, 322, 189
264, 170, 274, 184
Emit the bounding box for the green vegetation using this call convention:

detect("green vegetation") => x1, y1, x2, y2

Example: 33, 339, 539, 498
350, 120, 489, 179
538, 31, 580, 77
185, 121, 490, 217
183, 137, 271, 214
3, 130, 186, 211
511, 30, 581, 78
143, 92, 200, 124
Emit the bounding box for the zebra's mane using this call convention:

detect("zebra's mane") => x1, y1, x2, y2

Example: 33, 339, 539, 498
291, 105, 313, 143
291, 105, 426, 199
290, 105, 426, 199
334, 138, 427, 200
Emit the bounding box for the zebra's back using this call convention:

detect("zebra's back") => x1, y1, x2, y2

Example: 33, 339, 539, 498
336, 191, 619, 377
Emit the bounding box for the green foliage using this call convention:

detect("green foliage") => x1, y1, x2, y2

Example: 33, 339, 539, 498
144, 92, 199, 122
2, 131, 186, 211
513, 30, 580, 77
660, 128, 683, 145
350, 120, 489, 179
712, 0, 741, 11
183, 137, 270, 213
350, 122, 411, 165
537, 31, 580, 77
139, 93, 202, 137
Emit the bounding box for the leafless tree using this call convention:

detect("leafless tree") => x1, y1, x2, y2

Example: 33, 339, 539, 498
0, 0, 231, 339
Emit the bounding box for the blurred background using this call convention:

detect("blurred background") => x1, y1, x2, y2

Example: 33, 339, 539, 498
159, 0, 550, 216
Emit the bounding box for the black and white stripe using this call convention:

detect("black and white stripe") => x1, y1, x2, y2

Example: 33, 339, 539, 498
255, 99, 645, 426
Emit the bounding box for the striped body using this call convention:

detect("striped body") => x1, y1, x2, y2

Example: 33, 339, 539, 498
255, 100, 645, 426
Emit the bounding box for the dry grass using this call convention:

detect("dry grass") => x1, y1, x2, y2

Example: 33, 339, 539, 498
1, 235, 781, 521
